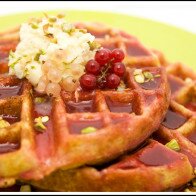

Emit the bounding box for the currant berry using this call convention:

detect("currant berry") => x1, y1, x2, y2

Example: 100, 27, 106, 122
112, 62, 126, 77
106, 74, 120, 89
111, 49, 125, 62
95, 48, 111, 65
80, 74, 97, 91
85, 60, 100, 75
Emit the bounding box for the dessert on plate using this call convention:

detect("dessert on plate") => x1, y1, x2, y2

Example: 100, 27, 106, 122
0, 14, 195, 192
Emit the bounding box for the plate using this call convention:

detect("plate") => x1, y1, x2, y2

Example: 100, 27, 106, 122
0, 10, 196, 70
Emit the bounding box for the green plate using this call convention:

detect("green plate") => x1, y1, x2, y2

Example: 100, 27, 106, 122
0, 10, 196, 70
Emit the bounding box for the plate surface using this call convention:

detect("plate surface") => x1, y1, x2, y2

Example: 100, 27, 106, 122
0, 10, 195, 70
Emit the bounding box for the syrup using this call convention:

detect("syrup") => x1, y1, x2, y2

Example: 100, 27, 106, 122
1, 114, 20, 124
162, 109, 187, 129
137, 142, 179, 166
0, 84, 22, 99
66, 100, 94, 113
106, 97, 132, 113
138, 77, 161, 90
0, 143, 19, 154
68, 118, 104, 134
168, 76, 184, 95
126, 42, 151, 56
184, 102, 196, 112
186, 130, 196, 145
34, 98, 54, 161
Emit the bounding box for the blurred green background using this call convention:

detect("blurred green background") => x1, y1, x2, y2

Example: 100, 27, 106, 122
0, 10, 195, 70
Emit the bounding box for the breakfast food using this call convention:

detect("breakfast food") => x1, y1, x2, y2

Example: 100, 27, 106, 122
0, 15, 195, 192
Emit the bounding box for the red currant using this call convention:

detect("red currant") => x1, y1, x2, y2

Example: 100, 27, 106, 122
80, 74, 97, 91
95, 48, 111, 65
112, 62, 126, 77
85, 60, 100, 75
106, 74, 120, 89
111, 49, 125, 62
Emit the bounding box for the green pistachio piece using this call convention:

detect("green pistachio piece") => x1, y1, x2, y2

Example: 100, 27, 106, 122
134, 74, 145, 84
88, 41, 101, 51
143, 71, 154, 81
49, 17, 57, 23
34, 49, 46, 61
9, 50, 15, 59
9, 58, 21, 69
34, 97, 46, 104
81, 127, 97, 134
57, 13, 65, 19
30, 22, 38, 29
165, 139, 180, 151
0, 118, 10, 128
20, 185, 31, 192
133, 69, 142, 76
34, 116, 49, 131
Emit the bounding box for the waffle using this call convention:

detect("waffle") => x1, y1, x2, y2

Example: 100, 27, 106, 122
0, 22, 196, 192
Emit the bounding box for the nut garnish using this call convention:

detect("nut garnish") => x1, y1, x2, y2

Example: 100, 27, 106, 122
134, 69, 160, 84
165, 139, 180, 151
81, 127, 97, 134
34, 97, 46, 104
0, 117, 10, 129
20, 185, 31, 192
34, 116, 49, 131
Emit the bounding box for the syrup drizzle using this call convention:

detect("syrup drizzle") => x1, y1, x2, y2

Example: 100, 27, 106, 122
0, 143, 19, 154
138, 77, 161, 90
126, 42, 151, 56
162, 109, 187, 129
34, 97, 54, 161
186, 130, 196, 145
168, 76, 184, 95
184, 102, 196, 112
1, 114, 20, 124
66, 100, 94, 113
68, 118, 104, 134
0, 84, 22, 99
137, 142, 179, 166
106, 97, 132, 113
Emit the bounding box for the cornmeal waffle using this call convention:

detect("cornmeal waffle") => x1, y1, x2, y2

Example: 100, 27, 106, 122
0, 22, 195, 192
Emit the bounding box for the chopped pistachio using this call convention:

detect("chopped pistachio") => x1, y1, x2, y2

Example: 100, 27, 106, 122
29, 22, 38, 29
31, 66, 35, 70
42, 116, 49, 123
133, 69, 142, 76
184, 188, 191, 192
143, 71, 154, 82
0, 117, 10, 128
192, 179, 196, 187
34, 97, 46, 104
81, 127, 97, 134
49, 17, 57, 23
79, 29, 87, 33
24, 68, 29, 76
9, 50, 15, 59
57, 13, 65, 19
43, 23, 51, 35
61, 23, 75, 35
134, 74, 145, 84
9, 58, 21, 69
34, 49, 46, 61
88, 41, 101, 51
34, 116, 49, 131
165, 139, 180, 151
20, 185, 31, 192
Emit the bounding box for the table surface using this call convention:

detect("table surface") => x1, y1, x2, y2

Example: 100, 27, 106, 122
0, 1, 196, 34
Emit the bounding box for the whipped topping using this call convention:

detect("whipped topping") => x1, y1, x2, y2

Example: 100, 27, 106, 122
8, 14, 98, 96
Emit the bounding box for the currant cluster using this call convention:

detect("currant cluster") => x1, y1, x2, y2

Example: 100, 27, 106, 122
79, 48, 126, 91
